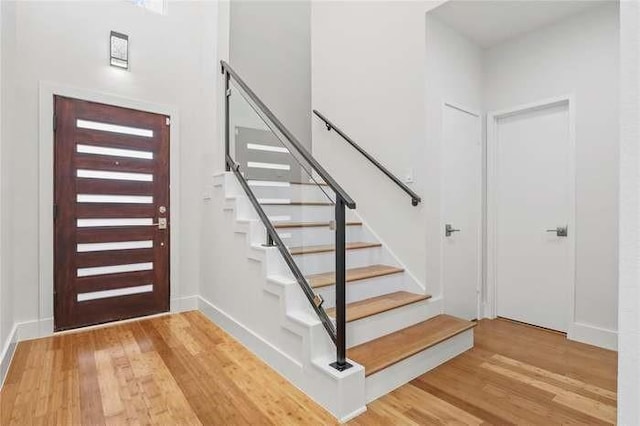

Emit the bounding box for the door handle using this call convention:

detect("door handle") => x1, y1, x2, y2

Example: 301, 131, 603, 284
445, 224, 460, 237
546, 225, 568, 237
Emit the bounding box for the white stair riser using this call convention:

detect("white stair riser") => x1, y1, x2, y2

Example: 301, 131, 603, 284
346, 298, 442, 348
250, 184, 334, 203
363, 329, 473, 403
263, 205, 334, 222
292, 247, 384, 275
315, 273, 405, 309
278, 226, 363, 247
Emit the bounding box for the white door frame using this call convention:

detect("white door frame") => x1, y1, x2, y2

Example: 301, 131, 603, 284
485, 95, 576, 331
440, 101, 483, 320
36, 81, 182, 338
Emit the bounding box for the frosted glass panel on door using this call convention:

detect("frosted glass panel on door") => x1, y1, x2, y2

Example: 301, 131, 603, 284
77, 218, 153, 227
77, 284, 153, 302
77, 240, 154, 252
77, 194, 153, 204
77, 262, 154, 277
76, 119, 154, 138
77, 144, 154, 160
77, 169, 153, 182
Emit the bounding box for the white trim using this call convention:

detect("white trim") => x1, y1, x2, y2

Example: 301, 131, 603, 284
170, 295, 199, 313
486, 95, 577, 334
38, 81, 181, 335
0, 323, 18, 387
440, 101, 483, 320
443, 101, 481, 118
569, 322, 618, 351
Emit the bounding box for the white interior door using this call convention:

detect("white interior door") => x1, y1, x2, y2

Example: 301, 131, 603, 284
442, 103, 482, 320
492, 100, 573, 332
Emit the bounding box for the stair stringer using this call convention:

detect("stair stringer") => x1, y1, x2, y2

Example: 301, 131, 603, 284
203, 172, 366, 422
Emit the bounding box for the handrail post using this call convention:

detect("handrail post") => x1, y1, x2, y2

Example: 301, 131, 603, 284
224, 70, 231, 172
263, 232, 275, 247
330, 196, 353, 371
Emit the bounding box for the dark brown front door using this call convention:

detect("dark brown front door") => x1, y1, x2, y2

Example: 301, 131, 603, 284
54, 96, 170, 331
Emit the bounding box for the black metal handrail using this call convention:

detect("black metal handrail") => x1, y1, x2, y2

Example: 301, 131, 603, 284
222, 61, 353, 371
221, 61, 355, 209
313, 110, 422, 206
226, 156, 337, 342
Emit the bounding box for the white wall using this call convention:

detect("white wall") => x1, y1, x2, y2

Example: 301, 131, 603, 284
0, 0, 17, 381
230, 0, 311, 149
484, 3, 620, 338
425, 15, 484, 300
312, 1, 444, 289
1, 0, 217, 340
313, 1, 619, 348
618, 1, 640, 423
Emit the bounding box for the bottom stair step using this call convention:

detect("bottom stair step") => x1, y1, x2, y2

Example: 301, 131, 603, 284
325, 291, 431, 322
348, 314, 476, 376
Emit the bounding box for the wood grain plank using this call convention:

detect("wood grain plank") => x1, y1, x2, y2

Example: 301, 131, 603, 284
75, 248, 154, 268
274, 221, 361, 229
76, 203, 155, 218
307, 264, 404, 289
76, 270, 156, 293
348, 314, 476, 376
76, 178, 154, 196
76, 227, 155, 244
75, 153, 155, 174
325, 291, 430, 322
289, 241, 381, 255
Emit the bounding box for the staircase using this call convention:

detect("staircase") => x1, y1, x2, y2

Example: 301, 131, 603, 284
211, 61, 476, 421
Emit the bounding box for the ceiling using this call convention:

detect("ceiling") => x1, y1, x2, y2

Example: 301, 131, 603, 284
430, 0, 613, 48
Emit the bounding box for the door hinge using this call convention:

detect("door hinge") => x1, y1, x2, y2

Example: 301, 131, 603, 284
166, 117, 171, 126
226, 88, 231, 97
53, 114, 57, 132
53, 204, 58, 220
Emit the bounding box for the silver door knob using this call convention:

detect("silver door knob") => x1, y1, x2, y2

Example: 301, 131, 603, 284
546, 226, 568, 237
445, 224, 460, 237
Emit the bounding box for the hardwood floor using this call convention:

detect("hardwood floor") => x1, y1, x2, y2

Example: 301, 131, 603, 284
0, 311, 335, 425
0, 313, 617, 425
351, 318, 617, 425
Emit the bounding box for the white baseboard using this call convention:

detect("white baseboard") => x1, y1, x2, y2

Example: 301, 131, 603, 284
171, 295, 199, 312
339, 406, 368, 423
196, 295, 366, 421
569, 322, 618, 351
0, 323, 18, 387
196, 295, 302, 370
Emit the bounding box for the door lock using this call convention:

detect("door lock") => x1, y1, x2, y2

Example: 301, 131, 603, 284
154, 217, 167, 230
546, 225, 568, 237
445, 224, 460, 237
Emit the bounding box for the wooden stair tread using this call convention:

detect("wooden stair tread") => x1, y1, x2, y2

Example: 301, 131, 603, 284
261, 201, 333, 206
307, 264, 403, 289
289, 181, 328, 186
290, 242, 382, 255
274, 221, 362, 229
348, 314, 476, 376
325, 291, 431, 322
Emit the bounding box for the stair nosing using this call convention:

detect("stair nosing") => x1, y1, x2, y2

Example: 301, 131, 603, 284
274, 221, 362, 229
349, 315, 477, 377
325, 291, 432, 322
261, 202, 334, 206
308, 265, 404, 289
290, 242, 382, 256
